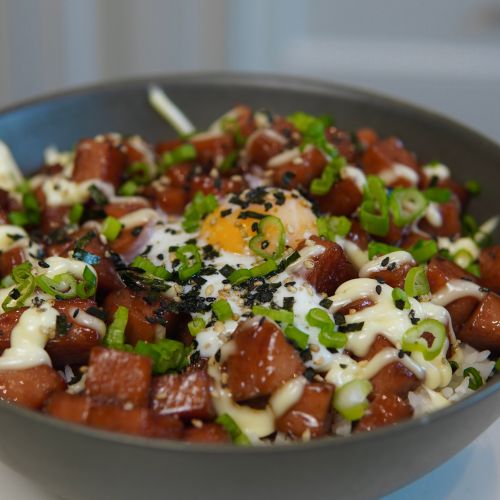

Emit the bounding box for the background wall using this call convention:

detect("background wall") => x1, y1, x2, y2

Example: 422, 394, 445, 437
0, 0, 499, 141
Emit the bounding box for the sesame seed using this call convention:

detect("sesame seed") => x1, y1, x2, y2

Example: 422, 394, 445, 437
304, 259, 315, 269
205, 285, 214, 296
191, 419, 203, 428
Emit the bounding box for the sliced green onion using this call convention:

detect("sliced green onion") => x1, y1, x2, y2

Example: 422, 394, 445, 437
252, 305, 294, 324
424, 187, 451, 203
465, 180, 481, 196
176, 244, 202, 281
212, 299, 233, 321
392, 287, 411, 309
219, 150, 239, 173
463, 367, 483, 390
187, 317, 206, 336
182, 191, 218, 233
284, 325, 309, 350
36, 273, 78, 299
130, 256, 171, 280
126, 162, 151, 184
466, 262, 481, 278
69, 203, 84, 224
215, 413, 251, 445
367, 241, 401, 260
462, 214, 479, 238
134, 339, 190, 374
101, 216, 123, 242
408, 239, 438, 264
162, 143, 197, 170
333, 379, 373, 421
317, 215, 351, 241
227, 268, 253, 285
12, 262, 33, 283
118, 180, 138, 196
287, 112, 333, 134
1, 262, 35, 312
402, 318, 446, 361
318, 329, 347, 349
389, 188, 428, 227
360, 176, 389, 236
103, 306, 129, 348
452, 249, 474, 269
7, 211, 30, 226
221, 116, 245, 147
310, 157, 345, 196
249, 215, 285, 260
306, 307, 335, 333
75, 266, 97, 298
228, 259, 278, 285
404, 266, 430, 297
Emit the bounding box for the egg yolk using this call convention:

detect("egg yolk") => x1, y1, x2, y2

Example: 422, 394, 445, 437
199, 191, 318, 254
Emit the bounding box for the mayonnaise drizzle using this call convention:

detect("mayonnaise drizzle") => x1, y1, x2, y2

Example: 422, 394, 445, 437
340, 165, 366, 192
431, 279, 486, 306
359, 251, 415, 278
118, 208, 160, 229
0, 140, 24, 191
424, 202, 443, 227
0, 225, 28, 252
378, 163, 419, 186
422, 163, 450, 181
69, 308, 106, 337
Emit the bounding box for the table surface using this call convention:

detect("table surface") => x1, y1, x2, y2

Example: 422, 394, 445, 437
0, 419, 498, 500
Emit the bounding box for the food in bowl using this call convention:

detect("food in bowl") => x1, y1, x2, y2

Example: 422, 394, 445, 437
0, 87, 498, 445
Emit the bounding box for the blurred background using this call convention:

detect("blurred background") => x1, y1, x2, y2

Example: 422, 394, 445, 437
0, 0, 499, 141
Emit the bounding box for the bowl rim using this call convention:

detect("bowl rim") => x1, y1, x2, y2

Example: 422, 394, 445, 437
0, 70, 499, 454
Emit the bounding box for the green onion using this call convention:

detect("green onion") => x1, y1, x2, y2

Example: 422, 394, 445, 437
130, 256, 171, 280
219, 150, 239, 173
220, 116, 246, 147
495, 358, 500, 372
310, 157, 345, 196
424, 187, 451, 203
389, 188, 428, 227
7, 211, 30, 226
317, 215, 351, 241
227, 268, 253, 285
1, 262, 36, 312
463, 367, 483, 390
101, 216, 123, 242
176, 244, 202, 281
215, 414, 251, 445
402, 318, 446, 361
318, 329, 347, 349
103, 306, 129, 348
465, 180, 481, 196
118, 180, 138, 196
392, 287, 411, 309
452, 249, 474, 269
360, 176, 389, 236
182, 191, 218, 233
249, 215, 286, 260
462, 214, 478, 238
228, 259, 278, 285
212, 299, 233, 321
126, 162, 151, 184
134, 339, 190, 374
284, 325, 309, 350
333, 379, 373, 421
7, 183, 41, 227
306, 307, 335, 332
466, 262, 481, 278
75, 266, 97, 298
161, 143, 197, 170
367, 241, 401, 260
252, 305, 294, 324
187, 317, 206, 336
404, 266, 430, 297
287, 112, 333, 134
408, 239, 438, 263
36, 273, 78, 299
69, 203, 84, 224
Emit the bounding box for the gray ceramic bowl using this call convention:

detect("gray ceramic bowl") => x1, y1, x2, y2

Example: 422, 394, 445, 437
0, 73, 498, 500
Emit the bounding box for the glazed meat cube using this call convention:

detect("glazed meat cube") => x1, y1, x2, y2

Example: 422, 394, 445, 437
479, 246, 500, 294
151, 368, 215, 420
190, 133, 235, 167
346, 220, 369, 250
184, 423, 231, 444
459, 292, 500, 354
88, 405, 183, 439
276, 382, 334, 439
86, 347, 152, 408
418, 198, 461, 238
224, 318, 304, 401
44, 392, 91, 425
0, 246, 26, 278
145, 184, 188, 215
246, 129, 286, 167
0, 365, 65, 409
365, 258, 415, 290
313, 178, 363, 216
362, 335, 420, 398
355, 393, 413, 433
187, 175, 247, 199
0, 309, 23, 352
104, 199, 152, 218
296, 236, 356, 296
72, 138, 126, 188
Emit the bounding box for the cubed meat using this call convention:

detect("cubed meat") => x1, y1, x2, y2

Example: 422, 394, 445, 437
224, 318, 304, 401
0, 309, 23, 352
88, 405, 183, 439
0, 365, 65, 409
418, 199, 461, 238
325, 127, 357, 163
355, 393, 413, 433
151, 368, 215, 420
366, 260, 415, 290
296, 236, 356, 296
146, 184, 189, 215
479, 246, 500, 294
44, 392, 91, 425
190, 133, 235, 167
86, 347, 152, 408
276, 382, 334, 439
104, 199, 152, 218
246, 129, 286, 167
362, 335, 420, 397
72, 139, 126, 188
314, 178, 363, 216
0, 247, 26, 278
184, 423, 231, 444
187, 175, 247, 199
459, 292, 500, 354
346, 220, 369, 250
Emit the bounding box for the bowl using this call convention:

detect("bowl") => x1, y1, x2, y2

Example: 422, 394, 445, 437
0, 73, 498, 500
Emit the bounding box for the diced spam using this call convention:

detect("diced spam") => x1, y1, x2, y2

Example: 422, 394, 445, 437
86, 347, 152, 407
276, 382, 334, 439
314, 178, 363, 216
0, 365, 65, 409
366, 261, 414, 290
44, 392, 91, 425
224, 318, 304, 401
151, 368, 215, 420
418, 199, 461, 238
479, 246, 500, 294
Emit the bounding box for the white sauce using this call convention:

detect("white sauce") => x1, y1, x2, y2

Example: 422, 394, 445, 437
0, 225, 28, 252
42, 256, 97, 281
40, 178, 114, 207
267, 148, 300, 168
0, 305, 57, 370
424, 202, 443, 227
431, 279, 486, 307
422, 163, 450, 181
118, 208, 160, 230
269, 376, 307, 418
359, 251, 415, 278
437, 236, 480, 262
340, 165, 366, 192
378, 163, 419, 186
69, 308, 106, 337
0, 141, 24, 191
